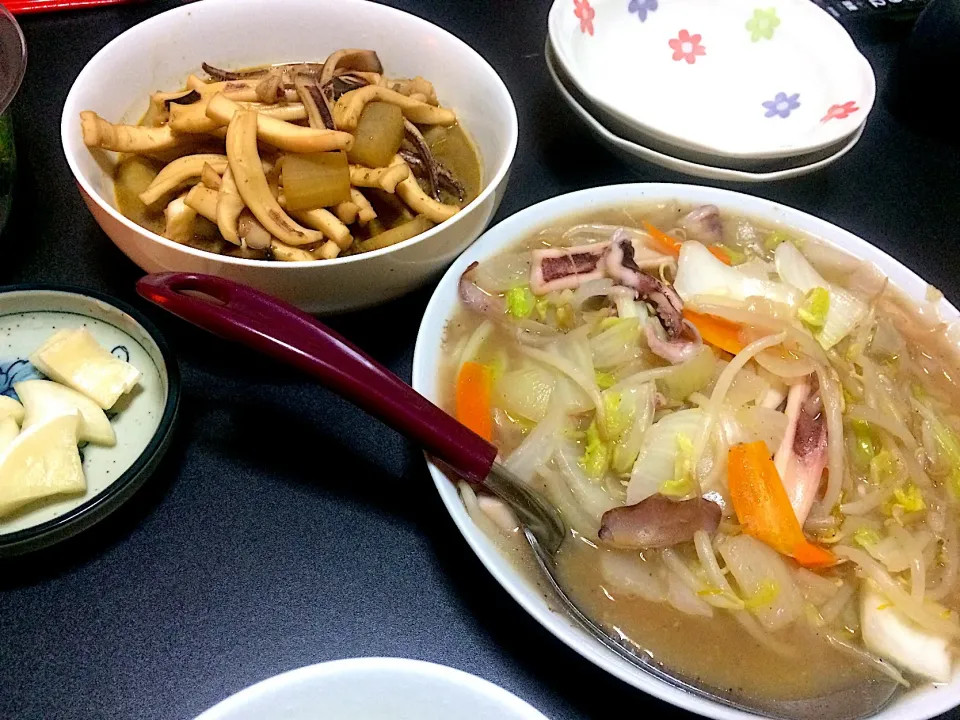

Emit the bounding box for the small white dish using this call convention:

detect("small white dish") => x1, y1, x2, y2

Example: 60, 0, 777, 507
194, 658, 549, 720
412, 183, 960, 720
545, 41, 863, 182
0, 285, 179, 555
548, 0, 875, 160
61, 0, 518, 314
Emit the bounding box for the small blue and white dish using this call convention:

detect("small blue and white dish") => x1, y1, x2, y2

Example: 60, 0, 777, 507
0, 285, 179, 555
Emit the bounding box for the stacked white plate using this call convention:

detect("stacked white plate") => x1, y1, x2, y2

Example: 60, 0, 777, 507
546, 0, 876, 181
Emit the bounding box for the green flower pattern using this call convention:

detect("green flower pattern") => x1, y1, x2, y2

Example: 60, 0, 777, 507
746, 8, 780, 42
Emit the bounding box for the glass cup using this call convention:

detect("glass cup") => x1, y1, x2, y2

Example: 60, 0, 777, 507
0, 5, 27, 236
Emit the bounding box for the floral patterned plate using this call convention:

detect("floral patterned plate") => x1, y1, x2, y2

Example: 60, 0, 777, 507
546, 38, 865, 182
548, 0, 875, 159
0, 286, 179, 555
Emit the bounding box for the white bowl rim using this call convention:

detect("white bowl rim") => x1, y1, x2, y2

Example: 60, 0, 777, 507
194, 657, 549, 720
543, 39, 865, 183
546, 0, 877, 161
60, 0, 518, 270
412, 182, 960, 720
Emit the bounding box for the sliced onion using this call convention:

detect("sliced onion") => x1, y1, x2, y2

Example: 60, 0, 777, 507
570, 277, 614, 309
626, 409, 704, 504
503, 408, 566, 484
835, 545, 960, 638
495, 366, 556, 422
737, 258, 774, 280
560, 223, 642, 247
472, 252, 531, 293
554, 442, 621, 522
540, 466, 599, 538
800, 238, 862, 278
813, 363, 845, 514
717, 534, 803, 632
754, 347, 817, 379
522, 344, 604, 426
666, 569, 714, 617
599, 550, 668, 603
846, 404, 918, 450
694, 332, 787, 468
723, 364, 769, 408
793, 567, 840, 606
736, 407, 790, 455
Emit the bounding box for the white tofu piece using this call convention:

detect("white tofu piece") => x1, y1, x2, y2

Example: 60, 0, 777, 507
0, 414, 86, 518
30, 328, 141, 410
0, 395, 24, 424
0, 416, 19, 455
861, 583, 953, 683
15, 379, 117, 446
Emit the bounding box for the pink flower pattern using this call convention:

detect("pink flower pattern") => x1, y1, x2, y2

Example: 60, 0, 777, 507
668, 29, 706, 65
821, 101, 860, 123
574, 0, 595, 36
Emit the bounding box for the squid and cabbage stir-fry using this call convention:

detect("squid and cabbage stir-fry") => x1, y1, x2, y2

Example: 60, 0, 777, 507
80, 49, 481, 261
446, 203, 960, 699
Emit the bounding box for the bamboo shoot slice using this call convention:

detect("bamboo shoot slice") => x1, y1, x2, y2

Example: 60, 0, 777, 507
15, 379, 116, 446
0, 414, 86, 519
30, 328, 141, 410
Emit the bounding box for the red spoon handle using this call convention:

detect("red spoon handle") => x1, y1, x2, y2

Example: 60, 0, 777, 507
137, 272, 498, 485
2, 0, 142, 13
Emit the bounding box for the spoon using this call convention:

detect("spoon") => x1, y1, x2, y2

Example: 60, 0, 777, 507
137, 272, 898, 720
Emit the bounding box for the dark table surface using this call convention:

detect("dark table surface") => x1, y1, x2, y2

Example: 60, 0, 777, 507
2, 2, 959, 719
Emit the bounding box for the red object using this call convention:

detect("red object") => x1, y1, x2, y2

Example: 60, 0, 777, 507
573, 0, 594, 36
1, 0, 141, 14
821, 101, 861, 123
668, 29, 707, 65
136, 272, 500, 486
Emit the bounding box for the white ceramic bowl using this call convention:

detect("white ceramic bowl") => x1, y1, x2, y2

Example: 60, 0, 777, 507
194, 658, 549, 720
544, 40, 864, 182
548, 0, 875, 160
61, 0, 517, 314
412, 184, 960, 720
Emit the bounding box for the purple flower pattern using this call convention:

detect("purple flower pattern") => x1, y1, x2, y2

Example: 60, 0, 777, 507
628, 0, 658, 21
763, 92, 800, 119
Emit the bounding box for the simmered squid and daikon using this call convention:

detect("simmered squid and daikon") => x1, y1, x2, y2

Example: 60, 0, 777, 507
81, 49, 481, 261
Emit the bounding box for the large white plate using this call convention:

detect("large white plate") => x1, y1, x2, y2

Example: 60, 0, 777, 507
545, 39, 864, 182
412, 184, 960, 720
195, 658, 548, 720
548, 0, 875, 159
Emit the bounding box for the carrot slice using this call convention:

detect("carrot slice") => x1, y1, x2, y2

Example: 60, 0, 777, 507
727, 441, 835, 569
792, 541, 837, 569
455, 361, 493, 441
642, 221, 730, 265
708, 245, 732, 265
643, 221, 682, 257
682, 309, 745, 355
